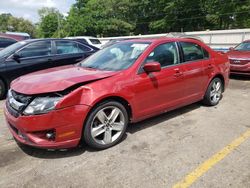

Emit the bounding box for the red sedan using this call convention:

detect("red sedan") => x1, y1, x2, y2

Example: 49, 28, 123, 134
4, 38, 229, 149
227, 40, 250, 76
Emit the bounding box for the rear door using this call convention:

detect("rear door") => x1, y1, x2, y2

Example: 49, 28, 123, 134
52, 40, 94, 66
133, 42, 187, 118
179, 41, 210, 101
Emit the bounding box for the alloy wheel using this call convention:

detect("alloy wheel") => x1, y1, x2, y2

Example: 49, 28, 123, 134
90, 106, 125, 145
210, 80, 222, 104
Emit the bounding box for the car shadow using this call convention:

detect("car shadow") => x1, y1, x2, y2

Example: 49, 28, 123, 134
127, 102, 201, 134
18, 143, 87, 159
18, 102, 202, 158
230, 74, 250, 80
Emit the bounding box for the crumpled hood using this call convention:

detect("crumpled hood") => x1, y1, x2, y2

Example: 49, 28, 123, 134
11, 65, 118, 95
227, 50, 250, 59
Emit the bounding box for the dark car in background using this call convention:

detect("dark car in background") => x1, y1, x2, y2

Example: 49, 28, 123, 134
0, 33, 24, 50
227, 40, 250, 76
0, 38, 99, 99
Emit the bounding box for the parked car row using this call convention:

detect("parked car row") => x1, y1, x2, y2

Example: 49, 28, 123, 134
65, 36, 103, 49
3, 37, 230, 150
227, 40, 250, 76
0, 33, 23, 50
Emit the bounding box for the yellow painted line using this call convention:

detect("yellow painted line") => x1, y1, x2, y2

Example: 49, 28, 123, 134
173, 129, 250, 188
0, 108, 3, 114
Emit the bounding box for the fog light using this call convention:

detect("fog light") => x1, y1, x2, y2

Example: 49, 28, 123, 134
46, 131, 55, 140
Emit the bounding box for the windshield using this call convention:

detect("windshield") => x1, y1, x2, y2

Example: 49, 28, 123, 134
234, 42, 250, 51
0, 41, 27, 58
79, 42, 150, 71
90, 39, 101, 44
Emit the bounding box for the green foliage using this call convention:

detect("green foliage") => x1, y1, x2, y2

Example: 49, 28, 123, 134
2, 0, 250, 38
0, 13, 36, 37
37, 7, 65, 38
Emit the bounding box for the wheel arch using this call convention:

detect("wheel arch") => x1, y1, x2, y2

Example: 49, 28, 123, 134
0, 76, 8, 98
89, 96, 133, 122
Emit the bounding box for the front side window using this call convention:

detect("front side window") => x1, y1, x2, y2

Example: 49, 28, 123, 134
180, 42, 208, 62
19, 41, 52, 58
145, 42, 179, 67
234, 42, 250, 51
56, 41, 83, 54
79, 42, 150, 71
0, 41, 27, 58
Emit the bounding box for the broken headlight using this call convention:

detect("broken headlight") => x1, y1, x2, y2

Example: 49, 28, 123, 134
23, 96, 62, 115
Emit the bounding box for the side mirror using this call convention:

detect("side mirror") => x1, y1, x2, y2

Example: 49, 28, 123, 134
13, 53, 21, 63
229, 47, 234, 51
143, 62, 161, 73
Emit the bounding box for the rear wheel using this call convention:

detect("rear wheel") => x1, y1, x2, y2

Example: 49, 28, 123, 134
0, 79, 6, 100
203, 77, 223, 106
83, 101, 128, 150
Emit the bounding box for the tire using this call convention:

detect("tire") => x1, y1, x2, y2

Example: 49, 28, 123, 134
202, 77, 223, 106
0, 79, 6, 100
83, 101, 129, 150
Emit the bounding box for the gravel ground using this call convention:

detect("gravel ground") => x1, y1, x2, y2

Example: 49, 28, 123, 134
0, 76, 249, 188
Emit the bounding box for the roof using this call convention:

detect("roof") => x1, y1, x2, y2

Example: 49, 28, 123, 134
65, 36, 98, 39
120, 37, 203, 44
5, 32, 30, 37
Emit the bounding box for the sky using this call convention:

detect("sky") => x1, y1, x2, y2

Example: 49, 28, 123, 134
0, 0, 76, 23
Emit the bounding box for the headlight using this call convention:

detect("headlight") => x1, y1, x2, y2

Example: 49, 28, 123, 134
23, 97, 62, 115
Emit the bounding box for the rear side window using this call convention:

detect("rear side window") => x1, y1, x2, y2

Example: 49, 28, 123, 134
180, 42, 209, 62
145, 42, 179, 67
56, 41, 86, 54
0, 37, 17, 48
19, 41, 52, 58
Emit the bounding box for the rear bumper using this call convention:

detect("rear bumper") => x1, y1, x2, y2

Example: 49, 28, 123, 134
4, 104, 90, 149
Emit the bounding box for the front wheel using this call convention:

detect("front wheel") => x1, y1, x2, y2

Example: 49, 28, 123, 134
83, 101, 128, 150
202, 77, 223, 106
0, 79, 6, 100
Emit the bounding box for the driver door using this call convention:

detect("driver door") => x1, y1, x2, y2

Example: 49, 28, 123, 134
132, 42, 187, 119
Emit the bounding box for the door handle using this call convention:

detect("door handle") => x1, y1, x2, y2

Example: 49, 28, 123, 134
174, 68, 183, 77
207, 64, 213, 70
47, 58, 53, 62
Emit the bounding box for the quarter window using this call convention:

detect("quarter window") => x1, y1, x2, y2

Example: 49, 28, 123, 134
180, 42, 209, 62
78, 44, 92, 52
56, 41, 86, 54
145, 42, 179, 67
19, 41, 52, 58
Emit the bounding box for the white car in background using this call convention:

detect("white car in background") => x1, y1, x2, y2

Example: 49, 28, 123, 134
65, 36, 102, 49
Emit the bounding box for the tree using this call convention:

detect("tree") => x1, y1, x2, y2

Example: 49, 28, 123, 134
37, 7, 65, 38
40, 0, 250, 37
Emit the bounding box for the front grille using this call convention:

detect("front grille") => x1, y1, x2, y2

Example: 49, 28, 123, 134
230, 59, 249, 65
6, 101, 19, 118
6, 90, 32, 117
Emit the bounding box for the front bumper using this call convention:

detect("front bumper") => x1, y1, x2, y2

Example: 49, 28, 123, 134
230, 63, 250, 75
4, 104, 90, 149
